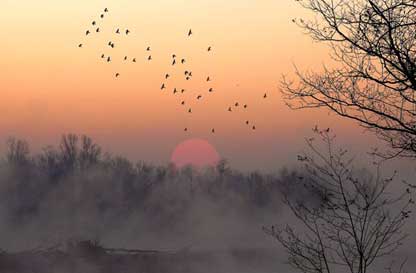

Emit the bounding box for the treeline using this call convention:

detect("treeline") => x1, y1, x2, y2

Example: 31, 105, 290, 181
0, 134, 306, 246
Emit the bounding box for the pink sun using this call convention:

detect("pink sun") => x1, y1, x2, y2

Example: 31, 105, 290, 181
171, 138, 220, 168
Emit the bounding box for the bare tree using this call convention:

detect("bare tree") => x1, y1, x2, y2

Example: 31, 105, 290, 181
281, 0, 416, 158
264, 128, 414, 273
6, 138, 30, 165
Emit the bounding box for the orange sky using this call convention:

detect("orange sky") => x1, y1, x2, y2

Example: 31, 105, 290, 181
0, 0, 380, 170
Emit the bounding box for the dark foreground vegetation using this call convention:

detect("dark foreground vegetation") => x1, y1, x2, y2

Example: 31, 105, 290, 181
0, 240, 281, 273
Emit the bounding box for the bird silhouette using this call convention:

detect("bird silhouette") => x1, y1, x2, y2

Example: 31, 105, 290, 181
188, 29, 192, 36
173, 88, 178, 94
96, 28, 100, 32
206, 77, 211, 82
235, 102, 239, 107
78, 44, 83, 48
165, 74, 170, 79
148, 55, 152, 60
246, 121, 249, 125
211, 128, 215, 133
125, 29, 130, 35
86, 30, 90, 35
132, 58, 136, 62
92, 21, 96, 26
161, 83, 165, 90
146, 46, 151, 51
115, 73, 120, 77
107, 56, 111, 62
186, 77, 190, 81
101, 54, 105, 58
228, 107, 232, 112
181, 89, 185, 93
181, 59, 185, 64
172, 54, 176, 58
100, 14, 104, 18
188, 108, 192, 113
208, 88, 213, 92
264, 93, 267, 98
197, 95, 202, 100
116, 28, 120, 34
243, 104, 248, 108
181, 101, 185, 105
184, 128, 188, 132
104, 8, 108, 12
172, 59, 176, 65
189, 72, 193, 76
124, 56, 128, 61
207, 46, 212, 51
184, 71, 189, 75
252, 126, 256, 130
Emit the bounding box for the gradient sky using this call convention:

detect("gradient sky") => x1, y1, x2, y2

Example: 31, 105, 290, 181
1, 0, 388, 171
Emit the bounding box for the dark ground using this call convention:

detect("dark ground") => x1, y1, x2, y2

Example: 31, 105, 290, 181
0, 241, 281, 273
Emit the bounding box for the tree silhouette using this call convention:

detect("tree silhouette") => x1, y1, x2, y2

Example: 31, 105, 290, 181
265, 128, 414, 273
281, 0, 416, 159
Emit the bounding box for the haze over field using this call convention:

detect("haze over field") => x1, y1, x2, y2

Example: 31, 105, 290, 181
1, 1, 416, 273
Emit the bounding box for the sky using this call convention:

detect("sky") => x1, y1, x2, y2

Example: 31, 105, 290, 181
0, 0, 388, 171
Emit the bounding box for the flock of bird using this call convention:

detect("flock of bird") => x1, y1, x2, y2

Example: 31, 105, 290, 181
78, 8, 270, 135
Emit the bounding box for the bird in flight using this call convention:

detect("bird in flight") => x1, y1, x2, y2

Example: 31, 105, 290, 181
146, 46, 151, 51
206, 77, 211, 82
115, 73, 120, 78
165, 74, 170, 79
211, 128, 215, 134
96, 28, 100, 32
161, 83, 165, 90
181, 59, 186, 64
243, 104, 248, 108
173, 88, 178, 94
207, 46, 212, 52
188, 108, 192, 113
228, 107, 232, 112
264, 93, 267, 98
181, 89, 185, 93
184, 128, 188, 132
126, 29, 130, 35
116, 28, 120, 34
86, 30, 90, 35
92, 21, 96, 26
188, 29, 192, 36
148, 55, 152, 60
104, 8, 108, 12
124, 56, 128, 61
172, 59, 176, 65
100, 14, 104, 18
252, 126, 256, 130
197, 95, 202, 100
172, 54, 176, 58
184, 71, 189, 75
78, 44, 83, 48
132, 58, 136, 62
246, 120, 250, 125
235, 102, 239, 107
107, 56, 111, 62
181, 101, 185, 105
186, 76, 190, 81
101, 54, 105, 58
208, 88, 213, 92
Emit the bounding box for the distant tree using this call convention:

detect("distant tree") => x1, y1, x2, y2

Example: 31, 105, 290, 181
264, 128, 414, 273
60, 134, 79, 171
5, 138, 30, 165
281, 0, 416, 159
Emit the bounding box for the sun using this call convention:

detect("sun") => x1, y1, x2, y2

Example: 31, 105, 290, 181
171, 138, 220, 168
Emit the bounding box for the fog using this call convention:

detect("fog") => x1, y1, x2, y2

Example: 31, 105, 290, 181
0, 134, 414, 273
